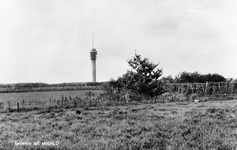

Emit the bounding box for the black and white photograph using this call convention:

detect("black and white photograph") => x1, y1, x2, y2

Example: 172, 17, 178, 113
0, 0, 237, 149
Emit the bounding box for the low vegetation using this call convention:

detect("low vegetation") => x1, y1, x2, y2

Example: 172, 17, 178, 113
1, 100, 237, 149
1, 53, 237, 149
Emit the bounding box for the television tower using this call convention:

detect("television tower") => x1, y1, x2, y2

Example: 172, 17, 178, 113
90, 34, 97, 82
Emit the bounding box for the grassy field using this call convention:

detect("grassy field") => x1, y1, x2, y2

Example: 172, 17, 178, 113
1, 98, 237, 150
0, 90, 103, 103
0, 90, 104, 112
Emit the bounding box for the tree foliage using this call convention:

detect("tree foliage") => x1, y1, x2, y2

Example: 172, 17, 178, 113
160, 75, 175, 83
174, 71, 226, 83
109, 53, 163, 97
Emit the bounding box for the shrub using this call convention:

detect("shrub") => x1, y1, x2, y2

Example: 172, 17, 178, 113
108, 53, 164, 98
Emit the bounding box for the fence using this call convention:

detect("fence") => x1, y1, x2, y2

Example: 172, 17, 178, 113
0, 93, 126, 113
1, 82, 237, 112
0, 96, 99, 112
163, 82, 237, 96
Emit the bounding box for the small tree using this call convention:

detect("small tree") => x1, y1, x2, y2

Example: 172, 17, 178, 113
110, 53, 163, 97
161, 75, 175, 83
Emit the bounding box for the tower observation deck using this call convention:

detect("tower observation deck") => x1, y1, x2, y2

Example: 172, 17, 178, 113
90, 35, 97, 82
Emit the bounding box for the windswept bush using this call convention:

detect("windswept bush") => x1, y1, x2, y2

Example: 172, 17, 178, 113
108, 53, 164, 98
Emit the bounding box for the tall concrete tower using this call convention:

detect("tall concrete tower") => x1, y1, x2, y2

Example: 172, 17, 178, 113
90, 34, 97, 82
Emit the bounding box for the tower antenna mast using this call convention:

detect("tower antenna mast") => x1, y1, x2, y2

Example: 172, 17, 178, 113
92, 33, 94, 48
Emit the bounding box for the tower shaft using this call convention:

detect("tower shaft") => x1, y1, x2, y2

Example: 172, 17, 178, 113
92, 60, 96, 82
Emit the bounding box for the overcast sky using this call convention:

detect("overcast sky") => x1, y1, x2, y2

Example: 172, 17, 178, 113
0, 0, 236, 83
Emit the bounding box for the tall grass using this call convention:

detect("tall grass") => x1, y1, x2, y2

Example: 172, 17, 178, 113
1, 102, 237, 149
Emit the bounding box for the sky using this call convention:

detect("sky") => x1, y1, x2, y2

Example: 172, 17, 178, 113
0, 0, 237, 83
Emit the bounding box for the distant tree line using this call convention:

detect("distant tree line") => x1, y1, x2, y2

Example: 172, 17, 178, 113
106, 52, 233, 98
0, 82, 105, 93
161, 71, 227, 83
0, 82, 104, 88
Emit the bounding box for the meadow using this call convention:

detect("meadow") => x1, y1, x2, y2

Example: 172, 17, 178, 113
0, 90, 104, 111
1, 96, 237, 150
0, 91, 86, 103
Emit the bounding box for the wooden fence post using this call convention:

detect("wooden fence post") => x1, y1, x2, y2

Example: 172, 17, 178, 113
29, 99, 32, 108
43, 100, 46, 109
226, 82, 228, 94
61, 99, 63, 108
65, 97, 68, 107
219, 82, 221, 94
181, 84, 184, 94
74, 99, 77, 108
62, 96, 64, 101
213, 84, 215, 94
0, 102, 4, 112
205, 82, 209, 95
7, 101, 11, 111
17, 102, 20, 112
231, 83, 234, 95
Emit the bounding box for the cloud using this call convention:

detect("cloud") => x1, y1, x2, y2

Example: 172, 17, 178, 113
186, 9, 207, 15
0, 0, 236, 83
